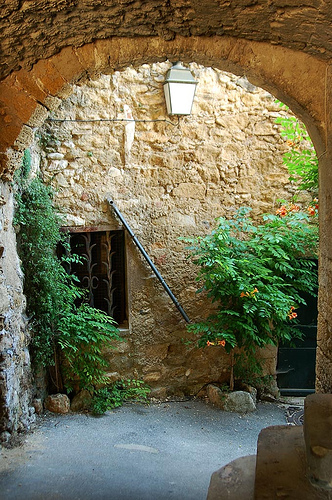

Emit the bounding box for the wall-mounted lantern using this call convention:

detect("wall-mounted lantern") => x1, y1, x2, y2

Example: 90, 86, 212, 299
163, 62, 198, 116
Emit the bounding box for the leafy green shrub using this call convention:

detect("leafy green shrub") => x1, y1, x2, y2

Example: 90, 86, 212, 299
90, 379, 151, 415
14, 149, 121, 393
185, 207, 318, 389
58, 305, 121, 393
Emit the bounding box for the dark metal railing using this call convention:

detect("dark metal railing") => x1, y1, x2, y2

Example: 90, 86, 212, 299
107, 198, 190, 323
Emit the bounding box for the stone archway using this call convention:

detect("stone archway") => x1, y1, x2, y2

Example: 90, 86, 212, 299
1, 33, 332, 441
0, 36, 327, 170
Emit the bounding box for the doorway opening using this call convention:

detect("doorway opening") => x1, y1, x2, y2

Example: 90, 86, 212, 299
277, 260, 318, 396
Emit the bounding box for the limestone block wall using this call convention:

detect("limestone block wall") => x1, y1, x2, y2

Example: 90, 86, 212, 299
34, 63, 303, 398
0, 182, 35, 445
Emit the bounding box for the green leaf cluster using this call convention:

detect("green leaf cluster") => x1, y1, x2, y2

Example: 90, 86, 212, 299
185, 207, 318, 381
14, 150, 121, 393
90, 379, 151, 415
58, 305, 121, 393
275, 103, 318, 193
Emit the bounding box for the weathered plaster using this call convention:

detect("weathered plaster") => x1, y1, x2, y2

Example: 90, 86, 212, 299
0, 182, 35, 444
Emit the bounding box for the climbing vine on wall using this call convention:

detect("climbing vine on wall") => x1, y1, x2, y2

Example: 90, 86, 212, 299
14, 149, 121, 394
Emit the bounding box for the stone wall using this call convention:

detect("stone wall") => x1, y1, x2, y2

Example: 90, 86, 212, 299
0, 182, 35, 445
34, 63, 306, 398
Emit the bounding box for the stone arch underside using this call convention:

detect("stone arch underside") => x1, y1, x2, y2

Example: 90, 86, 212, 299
1, 34, 332, 395
0, 36, 328, 174
1, 1, 332, 82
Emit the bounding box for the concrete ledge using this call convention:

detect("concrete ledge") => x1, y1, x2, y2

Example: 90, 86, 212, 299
304, 393, 332, 490
255, 425, 331, 499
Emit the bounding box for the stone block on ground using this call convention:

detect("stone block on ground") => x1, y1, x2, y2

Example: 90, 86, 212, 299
206, 384, 225, 408
32, 398, 43, 414
206, 385, 256, 412
70, 390, 92, 412
223, 391, 256, 413
45, 393, 70, 414
236, 382, 257, 403
206, 455, 256, 500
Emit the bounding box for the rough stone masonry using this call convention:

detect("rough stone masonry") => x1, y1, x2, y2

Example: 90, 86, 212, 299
31, 63, 310, 401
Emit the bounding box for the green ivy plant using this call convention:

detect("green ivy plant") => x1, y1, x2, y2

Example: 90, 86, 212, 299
14, 149, 121, 395
275, 102, 318, 194
185, 206, 318, 389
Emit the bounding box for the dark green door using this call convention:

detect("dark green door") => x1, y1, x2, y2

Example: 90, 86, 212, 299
277, 289, 317, 396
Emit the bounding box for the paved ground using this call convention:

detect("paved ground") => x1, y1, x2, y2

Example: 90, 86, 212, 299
0, 399, 291, 500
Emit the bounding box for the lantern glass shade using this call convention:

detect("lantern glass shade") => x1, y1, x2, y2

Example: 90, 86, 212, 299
163, 62, 198, 115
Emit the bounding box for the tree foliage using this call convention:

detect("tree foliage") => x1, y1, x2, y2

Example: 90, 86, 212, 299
185, 207, 318, 387
275, 102, 318, 194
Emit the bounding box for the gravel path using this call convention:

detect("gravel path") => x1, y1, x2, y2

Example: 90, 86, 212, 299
0, 399, 288, 500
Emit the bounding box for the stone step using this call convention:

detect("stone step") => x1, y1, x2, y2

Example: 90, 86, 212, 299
207, 455, 256, 500
254, 424, 331, 499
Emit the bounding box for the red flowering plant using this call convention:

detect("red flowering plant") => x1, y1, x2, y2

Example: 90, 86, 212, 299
276, 200, 319, 219
185, 207, 318, 390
